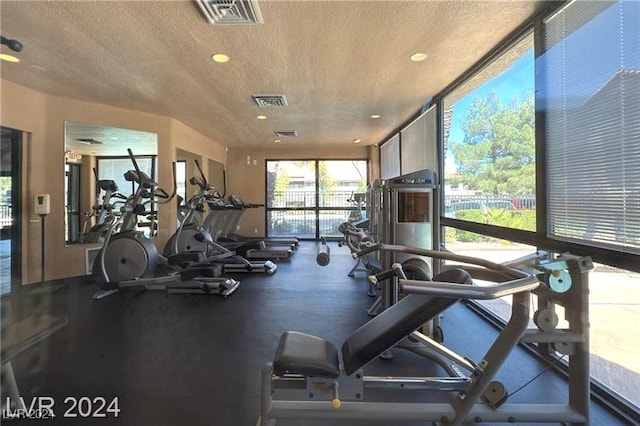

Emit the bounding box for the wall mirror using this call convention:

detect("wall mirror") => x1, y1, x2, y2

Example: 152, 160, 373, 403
176, 149, 203, 205
173, 153, 225, 229
208, 158, 225, 197
64, 121, 158, 245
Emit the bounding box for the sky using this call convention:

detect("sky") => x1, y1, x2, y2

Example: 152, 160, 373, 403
444, 0, 639, 174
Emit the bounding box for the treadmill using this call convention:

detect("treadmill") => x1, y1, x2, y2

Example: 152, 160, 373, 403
202, 195, 293, 261
225, 194, 299, 249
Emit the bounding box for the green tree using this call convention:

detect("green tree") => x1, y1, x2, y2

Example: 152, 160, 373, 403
274, 169, 290, 193
451, 90, 535, 195
318, 162, 337, 192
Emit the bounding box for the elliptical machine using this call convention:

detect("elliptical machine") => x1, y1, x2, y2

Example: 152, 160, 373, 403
163, 160, 277, 275
79, 168, 126, 244
92, 149, 240, 299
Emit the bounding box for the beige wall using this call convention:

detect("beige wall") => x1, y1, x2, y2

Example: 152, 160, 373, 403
1, 79, 375, 283
225, 145, 370, 237
1, 79, 226, 283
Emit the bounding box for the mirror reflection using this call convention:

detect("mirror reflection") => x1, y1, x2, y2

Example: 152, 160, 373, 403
64, 121, 158, 245
175, 149, 203, 227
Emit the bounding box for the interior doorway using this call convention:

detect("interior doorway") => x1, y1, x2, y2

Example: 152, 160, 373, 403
0, 126, 22, 296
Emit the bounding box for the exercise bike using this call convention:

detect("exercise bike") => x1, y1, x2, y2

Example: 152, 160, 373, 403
92, 149, 240, 299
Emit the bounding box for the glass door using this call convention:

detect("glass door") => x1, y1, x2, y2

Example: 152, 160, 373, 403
266, 160, 317, 239
0, 127, 21, 296
317, 160, 368, 238
65, 163, 81, 244
266, 160, 368, 239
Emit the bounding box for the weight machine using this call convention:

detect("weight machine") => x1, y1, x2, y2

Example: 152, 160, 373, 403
365, 169, 437, 316
259, 245, 594, 425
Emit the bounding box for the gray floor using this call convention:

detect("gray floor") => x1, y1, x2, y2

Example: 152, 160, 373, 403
1, 242, 632, 425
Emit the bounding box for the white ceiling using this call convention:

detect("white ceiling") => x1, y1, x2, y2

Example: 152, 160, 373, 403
64, 121, 158, 156
0, 0, 551, 149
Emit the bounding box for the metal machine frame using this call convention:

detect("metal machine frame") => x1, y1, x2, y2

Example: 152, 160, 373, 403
259, 245, 593, 425
92, 150, 240, 299
368, 169, 438, 314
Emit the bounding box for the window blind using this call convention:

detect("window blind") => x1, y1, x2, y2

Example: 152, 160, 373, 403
543, 0, 640, 254
380, 133, 401, 179
401, 105, 438, 176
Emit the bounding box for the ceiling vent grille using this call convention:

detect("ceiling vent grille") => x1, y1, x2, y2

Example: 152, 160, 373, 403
252, 94, 288, 108
274, 131, 298, 138
194, 0, 264, 25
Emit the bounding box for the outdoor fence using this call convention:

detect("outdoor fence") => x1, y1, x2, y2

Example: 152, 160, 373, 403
0, 204, 11, 228
444, 194, 536, 210
268, 191, 365, 209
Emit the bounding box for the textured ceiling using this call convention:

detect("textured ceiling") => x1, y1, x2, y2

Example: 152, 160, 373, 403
0, 0, 551, 149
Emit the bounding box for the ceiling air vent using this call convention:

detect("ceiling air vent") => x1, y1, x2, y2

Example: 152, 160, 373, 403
194, 0, 264, 25
274, 131, 298, 138
252, 94, 288, 108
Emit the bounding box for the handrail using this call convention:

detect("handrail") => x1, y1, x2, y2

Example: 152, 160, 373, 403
354, 242, 539, 299
355, 243, 529, 279
399, 276, 539, 300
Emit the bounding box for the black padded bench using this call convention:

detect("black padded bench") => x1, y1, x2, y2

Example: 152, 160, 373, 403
273, 268, 473, 377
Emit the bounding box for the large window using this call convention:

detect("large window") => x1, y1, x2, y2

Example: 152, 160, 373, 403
443, 33, 536, 232
539, 0, 640, 412
542, 0, 640, 254
266, 160, 367, 239
438, 0, 640, 418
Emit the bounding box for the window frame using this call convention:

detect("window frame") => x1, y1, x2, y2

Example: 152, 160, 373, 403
425, 1, 640, 421
264, 159, 369, 240
432, 2, 639, 274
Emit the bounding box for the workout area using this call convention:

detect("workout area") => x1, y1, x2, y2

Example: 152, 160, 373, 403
0, 1, 638, 425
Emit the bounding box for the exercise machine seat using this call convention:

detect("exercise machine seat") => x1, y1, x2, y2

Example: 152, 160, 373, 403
273, 331, 340, 378
341, 268, 473, 375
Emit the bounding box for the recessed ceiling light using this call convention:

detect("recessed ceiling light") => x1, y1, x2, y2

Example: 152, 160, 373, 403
353, 138, 362, 144
410, 53, 427, 62
0, 54, 20, 63
211, 53, 230, 63
257, 115, 267, 120
371, 114, 381, 119
273, 139, 282, 144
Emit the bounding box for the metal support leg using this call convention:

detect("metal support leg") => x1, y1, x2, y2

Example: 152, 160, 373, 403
567, 257, 591, 426
259, 363, 276, 426
1, 362, 26, 411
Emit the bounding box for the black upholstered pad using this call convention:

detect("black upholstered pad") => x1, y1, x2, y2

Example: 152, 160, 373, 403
273, 331, 341, 378
341, 268, 473, 376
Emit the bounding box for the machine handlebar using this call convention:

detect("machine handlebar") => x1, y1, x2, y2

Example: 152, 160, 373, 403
353, 242, 382, 258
